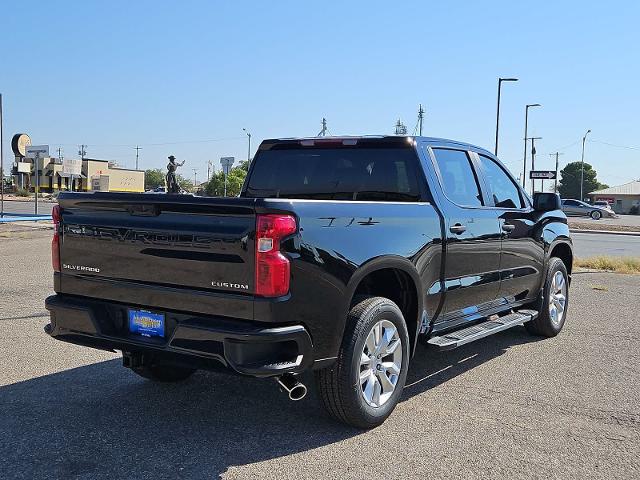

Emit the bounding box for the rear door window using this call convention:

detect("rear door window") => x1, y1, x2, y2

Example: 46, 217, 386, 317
431, 148, 483, 206
245, 147, 421, 201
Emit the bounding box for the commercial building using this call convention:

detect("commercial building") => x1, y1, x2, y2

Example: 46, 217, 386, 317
14, 156, 144, 193
589, 180, 640, 214
9, 133, 144, 193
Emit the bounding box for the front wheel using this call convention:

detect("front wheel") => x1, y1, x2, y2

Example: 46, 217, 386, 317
525, 257, 569, 337
590, 210, 602, 220
315, 296, 410, 429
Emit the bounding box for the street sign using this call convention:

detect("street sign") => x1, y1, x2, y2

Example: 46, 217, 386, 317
220, 156, 235, 174
62, 158, 82, 176
25, 145, 49, 159
529, 170, 556, 180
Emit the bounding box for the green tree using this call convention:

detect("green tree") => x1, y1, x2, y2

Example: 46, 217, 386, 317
558, 161, 608, 200
176, 174, 194, 192
204, 166, 247, 197
144, 168, 165, 189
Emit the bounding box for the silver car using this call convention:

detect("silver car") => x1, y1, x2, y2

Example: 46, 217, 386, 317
561, 199, 618, 220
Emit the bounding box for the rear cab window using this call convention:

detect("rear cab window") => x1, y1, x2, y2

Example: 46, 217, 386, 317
244, 143, 423, 202
431, 148, 484, 207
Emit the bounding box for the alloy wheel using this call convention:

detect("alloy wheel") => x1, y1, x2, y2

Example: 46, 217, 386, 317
359, 320, 403, 408
549, 270, 567, 327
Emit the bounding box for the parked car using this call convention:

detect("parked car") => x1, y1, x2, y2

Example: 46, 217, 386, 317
45, 136, 573, 428
561, 198, 618, 219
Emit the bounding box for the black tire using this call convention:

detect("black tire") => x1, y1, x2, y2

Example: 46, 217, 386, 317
132, 364, 196, 382
525, 257, 569, 337
314, 296, 410, 429
590, 210, 602, 220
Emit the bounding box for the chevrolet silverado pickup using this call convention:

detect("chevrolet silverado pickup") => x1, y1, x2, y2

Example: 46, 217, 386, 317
45, 136, 572, 428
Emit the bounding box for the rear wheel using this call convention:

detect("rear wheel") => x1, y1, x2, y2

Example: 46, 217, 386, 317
525, 257, 569, 337
132, 364, 196, 382
315, 296, 410, 429
590, 210, 602, 220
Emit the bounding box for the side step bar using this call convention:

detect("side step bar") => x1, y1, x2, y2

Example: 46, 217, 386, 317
427, 309, 538, 351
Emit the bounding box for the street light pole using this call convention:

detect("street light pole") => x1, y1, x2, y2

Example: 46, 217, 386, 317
522, 103, 541, 189
550, 152, 564, 193
494, 77, 518, 156
529, 137, 542, 196
579, 129, 591, 201
243, 128, 252, 165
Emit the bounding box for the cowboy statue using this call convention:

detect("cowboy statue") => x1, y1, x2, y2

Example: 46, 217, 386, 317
166, 155, 185, 193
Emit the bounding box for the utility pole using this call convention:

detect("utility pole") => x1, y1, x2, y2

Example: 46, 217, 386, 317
76, 145, 87, 192
580, 129, 591, 201
207, 160, 212, 182
522, 103, 541, 189
394, 119, 407, 135
242, 128, 252, 165
192, 168, 198, 190
530, 137, 542, 195
550, 152, 564, 192
57, 147, 63, 160
417, 104, 424, 136
134, 145, 142, 170
494, 77, 518, 156
0, 93, 4, 218
317, 118, 328, 137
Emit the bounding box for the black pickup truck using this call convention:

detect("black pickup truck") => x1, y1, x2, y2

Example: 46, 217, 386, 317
45, 136, 572, 428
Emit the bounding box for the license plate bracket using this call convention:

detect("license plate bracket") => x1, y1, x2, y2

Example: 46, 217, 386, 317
128, 309, 165, 338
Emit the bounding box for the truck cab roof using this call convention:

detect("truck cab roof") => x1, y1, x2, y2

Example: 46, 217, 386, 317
261, 135, 496, 158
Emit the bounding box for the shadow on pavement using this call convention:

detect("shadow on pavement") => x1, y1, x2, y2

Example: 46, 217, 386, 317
0, 326, 540, 479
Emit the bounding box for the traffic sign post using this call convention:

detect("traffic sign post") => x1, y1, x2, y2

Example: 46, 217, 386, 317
26, 145, 49, 215
62, 158, 82, 192
220, 157, 234, 197
529, 170, 556, 180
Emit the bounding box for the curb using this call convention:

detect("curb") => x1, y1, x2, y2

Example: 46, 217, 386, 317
571, 229, 640, 237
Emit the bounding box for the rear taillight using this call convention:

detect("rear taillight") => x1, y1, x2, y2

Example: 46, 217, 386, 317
52, 205, 61, 272
255, 214, 297, 297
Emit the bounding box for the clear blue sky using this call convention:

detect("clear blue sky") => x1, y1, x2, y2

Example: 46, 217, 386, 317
2, 0, 639, 189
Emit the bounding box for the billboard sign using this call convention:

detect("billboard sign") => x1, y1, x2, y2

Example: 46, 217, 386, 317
25, 145, 49, 159
17, 162, 31, 173
62, 158, 82, 176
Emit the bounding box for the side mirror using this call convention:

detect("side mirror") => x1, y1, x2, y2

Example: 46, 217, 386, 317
533, 192, 561, 212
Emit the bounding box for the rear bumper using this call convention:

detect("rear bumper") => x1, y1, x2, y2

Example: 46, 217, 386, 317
44, 294, 314, 377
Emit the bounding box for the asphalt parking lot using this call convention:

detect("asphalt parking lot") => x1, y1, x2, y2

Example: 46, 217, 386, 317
1, 230, 639, 479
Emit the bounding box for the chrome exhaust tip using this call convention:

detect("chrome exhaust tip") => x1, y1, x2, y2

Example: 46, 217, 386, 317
276, 373, 307, 401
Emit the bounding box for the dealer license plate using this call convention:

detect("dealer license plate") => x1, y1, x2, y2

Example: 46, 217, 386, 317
128, 309, 165, 338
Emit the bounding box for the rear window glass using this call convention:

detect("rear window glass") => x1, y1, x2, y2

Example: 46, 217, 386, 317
244, 147, 422, 201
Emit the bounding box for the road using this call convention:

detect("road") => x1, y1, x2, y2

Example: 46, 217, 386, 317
0, 230, 639, 479
0, 199, 56, 216
572, 232, 640, 257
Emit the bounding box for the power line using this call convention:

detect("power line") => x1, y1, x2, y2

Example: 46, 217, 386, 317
588, 139, 640, 151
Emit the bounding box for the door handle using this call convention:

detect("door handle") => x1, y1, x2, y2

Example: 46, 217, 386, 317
502, 223, 515, 233
449, 223, 466, 234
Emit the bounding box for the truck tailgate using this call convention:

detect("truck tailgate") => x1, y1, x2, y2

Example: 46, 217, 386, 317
57, 193, 257, 318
